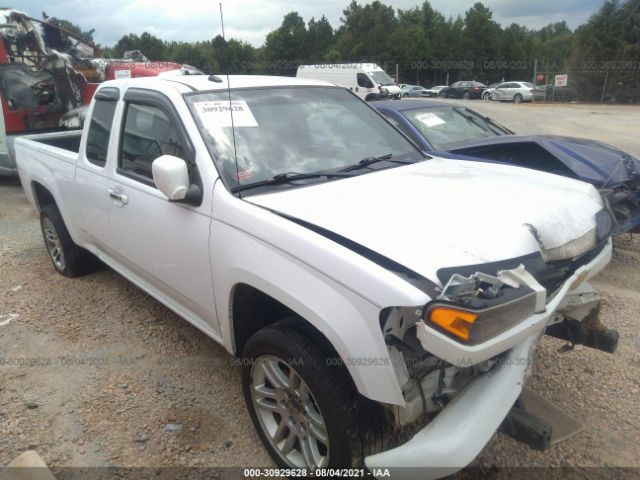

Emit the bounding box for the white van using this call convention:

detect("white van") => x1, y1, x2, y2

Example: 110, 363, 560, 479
296, 63, 401, 101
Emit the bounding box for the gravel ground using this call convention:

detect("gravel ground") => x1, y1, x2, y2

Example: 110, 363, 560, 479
1, 101, 640, 478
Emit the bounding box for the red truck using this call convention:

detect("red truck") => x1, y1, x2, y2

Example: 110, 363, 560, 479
0, 8, 195, 175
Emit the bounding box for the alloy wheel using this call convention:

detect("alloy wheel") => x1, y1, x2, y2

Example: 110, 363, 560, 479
250, 355, 330, 469
43, 217, 65, 271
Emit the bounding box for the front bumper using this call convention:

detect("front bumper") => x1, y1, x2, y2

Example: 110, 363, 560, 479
365, 239, 612, 479
365, 333, 537, 479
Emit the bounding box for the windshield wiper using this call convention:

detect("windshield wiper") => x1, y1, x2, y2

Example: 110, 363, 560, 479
337, 154, 411, 173
231, 171, 350, 193
453, 108, 494, 135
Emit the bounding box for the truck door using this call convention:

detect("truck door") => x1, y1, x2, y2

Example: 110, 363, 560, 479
356, 73, 375, 100
105, 89, 219, 335
76, 88, 120, 247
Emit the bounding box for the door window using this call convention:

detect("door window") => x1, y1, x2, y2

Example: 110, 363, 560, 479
119, 103, 186, 184
357, 73, 373, 88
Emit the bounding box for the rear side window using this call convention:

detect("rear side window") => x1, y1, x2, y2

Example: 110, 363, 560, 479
119, 104, 186, 183
86, 100, 117, 167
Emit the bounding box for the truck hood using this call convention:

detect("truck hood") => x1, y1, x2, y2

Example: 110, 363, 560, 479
248, 157, 605, 284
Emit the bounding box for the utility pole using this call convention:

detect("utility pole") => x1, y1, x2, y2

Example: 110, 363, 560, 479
532, 58, 538, 104
600, 69, 609, 104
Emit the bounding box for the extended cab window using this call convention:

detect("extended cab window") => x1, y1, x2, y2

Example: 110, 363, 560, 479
119, 104, 186, 183
86, 100, 116, 167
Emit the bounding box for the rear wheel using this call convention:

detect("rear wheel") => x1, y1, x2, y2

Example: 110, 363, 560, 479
438, 90, 446, 98
40, 204, 100, 277
514, 93, 523, 104
242, 323, 364, 469
462, 91, 470, 100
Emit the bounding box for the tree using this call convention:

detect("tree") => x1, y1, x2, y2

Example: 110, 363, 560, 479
306, 16, 334, 62
263, 12, 308, 72
111, 32, 166, 60
461, 2, 502, 78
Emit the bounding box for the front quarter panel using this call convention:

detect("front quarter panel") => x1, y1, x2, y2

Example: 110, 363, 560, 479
210, 182, 421, 406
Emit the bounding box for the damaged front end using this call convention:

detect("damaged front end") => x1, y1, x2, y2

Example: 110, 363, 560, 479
596, 152, 640, 234
375, 210, 617, 469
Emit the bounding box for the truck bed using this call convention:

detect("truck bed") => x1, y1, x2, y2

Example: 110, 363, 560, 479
23, 130, 82, 154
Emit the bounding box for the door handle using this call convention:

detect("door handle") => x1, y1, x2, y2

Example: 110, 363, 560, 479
108, 188, 128, 205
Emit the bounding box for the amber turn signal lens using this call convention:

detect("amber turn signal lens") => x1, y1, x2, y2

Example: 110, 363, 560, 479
429, 307, 478, 341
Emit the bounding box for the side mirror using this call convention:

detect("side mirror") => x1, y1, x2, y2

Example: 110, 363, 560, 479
152, 155, 190, 201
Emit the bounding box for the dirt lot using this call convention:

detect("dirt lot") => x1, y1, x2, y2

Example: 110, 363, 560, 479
1, 101, 640, 478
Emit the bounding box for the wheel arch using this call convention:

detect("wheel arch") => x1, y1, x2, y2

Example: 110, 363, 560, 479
220, 269, 404, 406
32, 180, 57, 212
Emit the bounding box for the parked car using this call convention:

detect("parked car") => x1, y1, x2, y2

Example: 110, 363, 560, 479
438, 81, 487, 99
483, 82, 546, 103
374, 99, 640, 233
423, 85, 447, 98
401, 84, 428, 98
16, 75, 618, 478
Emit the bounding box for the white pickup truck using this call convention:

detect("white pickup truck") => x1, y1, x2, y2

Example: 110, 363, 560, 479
15, 75, 618, 478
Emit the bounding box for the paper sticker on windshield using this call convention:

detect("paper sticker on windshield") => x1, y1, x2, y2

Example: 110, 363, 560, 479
415, 112, 445, 128
193, 101, 258, 127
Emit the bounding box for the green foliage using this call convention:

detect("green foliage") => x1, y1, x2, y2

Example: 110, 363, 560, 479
100, 0, 640, 101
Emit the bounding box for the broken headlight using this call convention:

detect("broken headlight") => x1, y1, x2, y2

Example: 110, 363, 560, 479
424, 266, 542, 345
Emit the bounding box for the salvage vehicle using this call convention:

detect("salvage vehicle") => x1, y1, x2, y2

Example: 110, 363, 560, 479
482, 81, 546, 103
16, 75, 619, 479
0, 9, 198, 176
374, 99, 640, 234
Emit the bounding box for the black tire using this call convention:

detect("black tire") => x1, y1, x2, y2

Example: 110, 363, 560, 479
402, 93, 408, 98
40, 204, 100, 277
514, 93, 523, 104
483, 92, 491, 101
438, 90, 446, 98
242, 322, 365, 469
364, 93, 376, 102
462, 91, 470, 100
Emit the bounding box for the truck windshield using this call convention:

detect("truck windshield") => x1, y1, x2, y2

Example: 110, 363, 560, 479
185, 87, 423, 192
369, 71, 396, 86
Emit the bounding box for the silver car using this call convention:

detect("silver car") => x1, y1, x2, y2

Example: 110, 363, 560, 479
400, 84, 428, 98
484, 81, 545, 103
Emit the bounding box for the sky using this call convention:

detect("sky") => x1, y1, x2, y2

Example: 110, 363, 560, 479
13, 0, 604, 47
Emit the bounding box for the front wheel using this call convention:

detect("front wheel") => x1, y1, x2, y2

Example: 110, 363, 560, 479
462, 91, 470, 100
242, 323, 364, 469
483, 92, 492, 101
